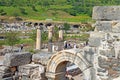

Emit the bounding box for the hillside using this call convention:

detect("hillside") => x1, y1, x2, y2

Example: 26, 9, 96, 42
0, 0, 120, 22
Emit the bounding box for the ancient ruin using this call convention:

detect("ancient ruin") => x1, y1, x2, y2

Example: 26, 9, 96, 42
0, 6, 120, 80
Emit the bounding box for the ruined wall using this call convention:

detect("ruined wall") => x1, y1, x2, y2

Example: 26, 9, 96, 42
91, 6, 120, 80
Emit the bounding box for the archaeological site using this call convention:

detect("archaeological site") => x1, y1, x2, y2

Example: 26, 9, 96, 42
0, 6, 120, 80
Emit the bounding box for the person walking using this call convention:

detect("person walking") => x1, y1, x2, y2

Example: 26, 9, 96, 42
113, 39, 120, 59
20, 44, 24, 51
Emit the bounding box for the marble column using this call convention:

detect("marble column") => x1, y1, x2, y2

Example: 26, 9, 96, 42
59, 29, 63, 41
36, 26, 42, 50
57, 26, 64, 51
48, 26, 53, 52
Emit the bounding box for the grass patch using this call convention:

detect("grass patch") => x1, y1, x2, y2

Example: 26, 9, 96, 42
64, 33, 89, 41
0, 6, 91, 22
19, 38, 34, 44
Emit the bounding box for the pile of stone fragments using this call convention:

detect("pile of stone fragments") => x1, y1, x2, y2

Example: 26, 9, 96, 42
0, 52, 52, 80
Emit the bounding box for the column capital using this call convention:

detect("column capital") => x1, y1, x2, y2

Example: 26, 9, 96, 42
36, 26, 42, 30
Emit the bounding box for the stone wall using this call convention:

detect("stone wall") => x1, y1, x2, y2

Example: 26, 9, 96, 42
0, 52, 51, 80
91, 6, 120, 80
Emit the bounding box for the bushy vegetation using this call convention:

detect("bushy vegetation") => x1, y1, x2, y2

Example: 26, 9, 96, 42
5, 31, 20, 46
0, 0, 119, 22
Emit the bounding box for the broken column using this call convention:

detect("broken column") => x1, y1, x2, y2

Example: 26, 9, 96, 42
59, 25, 63, 41
48, 24, 53, 52
57, 25, 64, 51
35, 23, 42, 50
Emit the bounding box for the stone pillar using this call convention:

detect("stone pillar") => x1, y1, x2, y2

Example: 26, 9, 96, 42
48, 26, 53, 40
48, 26, 53, 52
36, 26, 42, 50
57, 26, 64, 51
59, 29, 63, 41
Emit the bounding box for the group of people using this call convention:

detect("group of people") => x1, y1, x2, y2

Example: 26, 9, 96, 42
64, 41, 77, 49
63, 40, 88, 50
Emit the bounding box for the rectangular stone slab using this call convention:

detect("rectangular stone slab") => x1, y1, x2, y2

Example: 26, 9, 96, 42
89, 37, 101, 47
92, 6, 120, 20
94, 21, 112, 32
3, 52, 32, 67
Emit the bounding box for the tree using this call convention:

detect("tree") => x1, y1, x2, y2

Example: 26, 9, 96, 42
5, 31, 20, 51
41, 31, 48, 43
29, 30, 36, 41
19, 7, 27, 15
32, 5, 37, 11
53, 26, 59, 41
63, 23, 70, 33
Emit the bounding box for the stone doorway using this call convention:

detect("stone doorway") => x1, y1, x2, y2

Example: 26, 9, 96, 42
46, 49, 92, 80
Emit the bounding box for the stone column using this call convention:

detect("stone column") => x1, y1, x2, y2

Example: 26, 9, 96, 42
48, 26, 53, 52
36, 26, 42, 50
59, 29, 63, 41
57, 26, 64, 51
48, 27, 53, 40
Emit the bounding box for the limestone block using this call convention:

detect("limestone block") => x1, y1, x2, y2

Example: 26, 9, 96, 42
32, 53, 52, 65
19, 64, 45, 79
2, 77, 13, 80
84, 47, 94, 63
112, 66, 120, 71
94, 21, 112, 32
89, 32, 105, 38
99, 49, 115, 58
98, 56, 110, 68
19, 64, 39, 76
118, 54, 120, 59
3, 52, 32, 67
111, 59, 119, 64
97, 68, 106, 73
92, 6, 120, 20
88, 37, 101, 47
0, 66, 12, 78
21, 76, 30, 80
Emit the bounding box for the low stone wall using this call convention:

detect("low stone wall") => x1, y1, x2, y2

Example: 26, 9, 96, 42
0, 52, 50, 80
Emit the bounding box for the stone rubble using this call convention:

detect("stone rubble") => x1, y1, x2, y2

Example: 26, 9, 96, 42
92, 6, 120, 80
0, 52, 49, 80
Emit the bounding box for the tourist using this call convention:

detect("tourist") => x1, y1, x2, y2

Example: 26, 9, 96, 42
67, 43, 72, 49
73, 43, 77, 49
64, 41, 68, 49
113, 39, 120, 59
20, 44, 24, 51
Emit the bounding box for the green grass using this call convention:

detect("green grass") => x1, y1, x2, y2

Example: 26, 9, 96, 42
64, 33, 89, 41
49, 5, 73, 10
0, 6, 91, 22
19, 38, 34, 44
